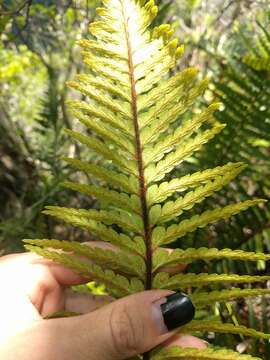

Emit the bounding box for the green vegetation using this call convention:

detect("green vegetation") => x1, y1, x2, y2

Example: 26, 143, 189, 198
1, 0, 270, 359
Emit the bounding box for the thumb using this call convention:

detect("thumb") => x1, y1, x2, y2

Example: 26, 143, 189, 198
65, 290, 195, 360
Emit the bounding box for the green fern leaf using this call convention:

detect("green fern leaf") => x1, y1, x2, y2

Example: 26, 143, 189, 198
62, 157, 138, 194
145, 123, 226, 183
68, 107, 134, 154
26, 217, 143, 256
66, 97, 133, 136
141, 78, 210, 146
181, 320, 270, 340
152, 247, 270, 272
151, 346, 261, 360
244, 54, 270, 72
62, 182, 140, 214
24, 244, 144, 298
153, 200, 264, 246
153, 272, 270, 290
24, 239, 145, 279
197, 21, 270, 256
147, 162, 245, 206
134, 45, 180, 92
192, 288, 270, 307
143, 103, 221, 165
150, 173, 253, 226
43, 206, 143, 234
67, 79, 131, 117
78, 38, 127, 60
73, 74, 131, 102
65, 128, 137, 175
24, 2, 269, 358
137, 68, 198, 115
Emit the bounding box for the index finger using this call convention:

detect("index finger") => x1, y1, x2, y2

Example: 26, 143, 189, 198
0, 252, 89, 287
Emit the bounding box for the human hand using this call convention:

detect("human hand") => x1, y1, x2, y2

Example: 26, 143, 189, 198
0, 249, 207, 360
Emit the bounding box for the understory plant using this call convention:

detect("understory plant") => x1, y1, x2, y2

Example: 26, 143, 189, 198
24, 0, 270, 359
191, 18, 270, 253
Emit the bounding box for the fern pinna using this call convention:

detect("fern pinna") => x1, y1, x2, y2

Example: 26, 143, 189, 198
24, 0, 269, 359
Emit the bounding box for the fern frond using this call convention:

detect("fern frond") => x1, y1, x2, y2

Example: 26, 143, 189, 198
196, 24, 270, 252
181, 320, 270, 340
24, 244, 144, 298
78, 38, 127, 60
150, 173, 252, 226
30, 216, 143, 256
82, 52, 128, 77
43, 206, 143, 234
145, 123, 226, 183
151, 346, 261, 360
83, 55, 129, 87
62, 157, 138, 194
24, 2, 269, 359
137, 68, 198, 115
192, 288, 270, 307
153, 200, 264, 246
152, 247, 270, 272
65, 129, 137, 175
153, 272, 270, 290
147, 162, 245, 206
143, 103, 221, 165
66, 97, 132, 136
134, 41, 182, 90
62, 182, 140, 214
68, 87, 130, 122
244, 54, 270, 72
134, 37, 184, 93
24, 239, 145, 279
73, 74, 131, 102
141, 78, 210, 146
68, 107, 134, 155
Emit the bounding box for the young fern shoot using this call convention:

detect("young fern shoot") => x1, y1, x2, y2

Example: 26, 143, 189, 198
24, 0, 269, 359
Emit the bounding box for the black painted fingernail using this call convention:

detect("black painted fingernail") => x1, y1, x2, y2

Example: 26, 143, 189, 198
160, 292, 195, 331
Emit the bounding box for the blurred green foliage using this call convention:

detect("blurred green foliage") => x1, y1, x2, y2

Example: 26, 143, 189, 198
0, 0, 270, 357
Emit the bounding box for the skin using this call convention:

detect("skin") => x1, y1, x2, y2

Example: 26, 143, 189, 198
0, 247, 207, 360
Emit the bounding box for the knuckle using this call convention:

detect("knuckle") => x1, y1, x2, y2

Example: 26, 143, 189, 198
109, 303, 144, 357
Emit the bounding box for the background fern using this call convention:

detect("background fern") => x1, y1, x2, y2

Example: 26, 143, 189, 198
169, 12, 270, 356
3, 0, 269, 359
195, 22, 270, 252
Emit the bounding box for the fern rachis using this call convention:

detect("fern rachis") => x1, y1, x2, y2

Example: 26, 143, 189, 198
24, 1, 269, 359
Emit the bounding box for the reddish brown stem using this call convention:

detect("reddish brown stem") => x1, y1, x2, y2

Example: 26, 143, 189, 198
121, 2, 152, 291
121, 4, 153, 359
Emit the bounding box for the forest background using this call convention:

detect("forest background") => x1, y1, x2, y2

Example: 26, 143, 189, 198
0, 0, 270, 357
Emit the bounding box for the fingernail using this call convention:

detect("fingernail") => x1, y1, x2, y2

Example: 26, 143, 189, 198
152, 297, 168, 334
160, 292, 195, 331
